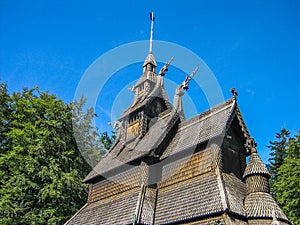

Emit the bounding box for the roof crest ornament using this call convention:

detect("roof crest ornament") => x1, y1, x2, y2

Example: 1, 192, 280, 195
230, 87, 238, 100
172, 67, 199, 117
183, 66, 199, 90
108, 120, 126, 143
245, 137, 257, 154
158, 56, 175, 77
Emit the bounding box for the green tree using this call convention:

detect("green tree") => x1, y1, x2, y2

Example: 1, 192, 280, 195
71, 97, 108, 168
0, 85, 113, 224
0, 83, 13, 195
0, 82, 11, 155
267, 128, 290, 196
274, 131, 300, 225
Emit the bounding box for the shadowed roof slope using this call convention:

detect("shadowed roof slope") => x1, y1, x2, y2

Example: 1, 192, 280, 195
84, 97, 251, 183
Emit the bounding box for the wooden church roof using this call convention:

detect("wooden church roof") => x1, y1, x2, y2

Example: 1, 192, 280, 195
66, 13, 292, 225
83, 97, 249, 183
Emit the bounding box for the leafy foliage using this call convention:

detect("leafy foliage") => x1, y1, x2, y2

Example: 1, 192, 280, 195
0, 82, 11, 155
0, 84, 113, 224
71, 97, 109, 168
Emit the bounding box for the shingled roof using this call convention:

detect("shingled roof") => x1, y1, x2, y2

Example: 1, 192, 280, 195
245, 192, 290, 222
156, 172, 224, 224
161, 98, 241, 159
242, 145, 291, 224
83, 111, 173, 182
155, 147, 248, 224
243, 151, 270, 179
65, 189, 139, 225
119, 80, 171, 120
84, 97, 250, 183
143, 52, 157, 67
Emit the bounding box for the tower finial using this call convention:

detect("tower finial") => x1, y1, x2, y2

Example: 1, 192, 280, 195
149, 12, 155, 53
245, 138, 257, 154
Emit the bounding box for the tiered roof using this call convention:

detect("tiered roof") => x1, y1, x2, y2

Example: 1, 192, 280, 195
66, 13, 292, 225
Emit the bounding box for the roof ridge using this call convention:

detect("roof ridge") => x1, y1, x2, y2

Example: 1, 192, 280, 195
64, 203, 88, 225
234, 101, 251, 139
215, 163, 230, 212
179, 98, 234, 128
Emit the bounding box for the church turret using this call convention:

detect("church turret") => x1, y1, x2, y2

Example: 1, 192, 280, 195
243, 138, 291, 225
143, 53, 157, 73
243, 138, 270, 194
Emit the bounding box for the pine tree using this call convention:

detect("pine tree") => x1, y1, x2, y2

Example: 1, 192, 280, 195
274, 132, 300, 225
267, 128, 290, 196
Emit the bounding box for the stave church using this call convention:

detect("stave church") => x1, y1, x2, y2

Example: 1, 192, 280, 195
65, 13, 292, 225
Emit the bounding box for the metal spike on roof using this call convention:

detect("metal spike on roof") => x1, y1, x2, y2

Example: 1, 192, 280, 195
149, 12, 154, 54
143, 12, 157, 68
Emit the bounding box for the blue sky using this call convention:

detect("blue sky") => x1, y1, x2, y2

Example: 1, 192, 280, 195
1, 0, 299, 163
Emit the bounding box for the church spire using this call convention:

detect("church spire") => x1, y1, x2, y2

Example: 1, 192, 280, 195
143, 12, 157, 72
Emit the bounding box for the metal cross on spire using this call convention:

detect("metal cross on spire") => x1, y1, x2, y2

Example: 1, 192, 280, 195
149, 12, 155, 53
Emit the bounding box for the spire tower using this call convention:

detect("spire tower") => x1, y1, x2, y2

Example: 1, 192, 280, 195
143, 12, 157, 72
